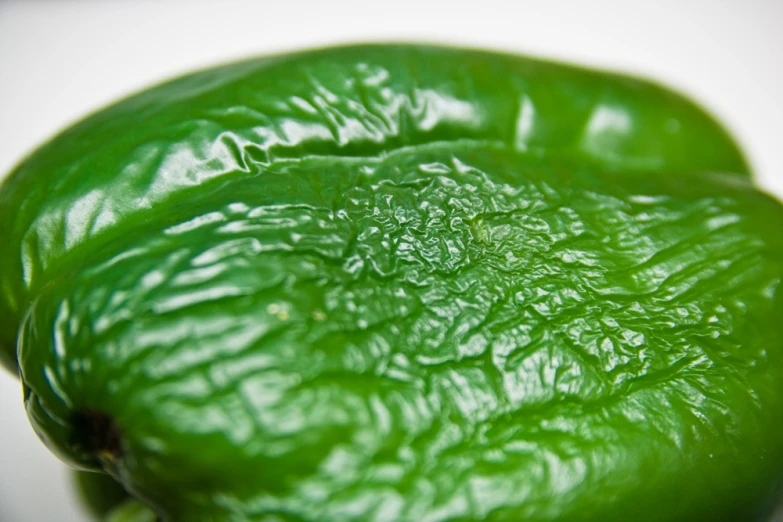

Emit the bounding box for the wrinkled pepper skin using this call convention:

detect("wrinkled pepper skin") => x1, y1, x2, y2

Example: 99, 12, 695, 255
1, 44, 783, 522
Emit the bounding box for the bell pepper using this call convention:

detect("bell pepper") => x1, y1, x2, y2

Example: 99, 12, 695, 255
2, 44, 782, 521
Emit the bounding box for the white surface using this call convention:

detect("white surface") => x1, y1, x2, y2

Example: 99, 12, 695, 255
0, 1, 781, 520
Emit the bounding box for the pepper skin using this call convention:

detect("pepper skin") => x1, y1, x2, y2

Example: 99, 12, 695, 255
73, 470, 131, 520
104, 499, 158, 522
1, 44, 782, 522
74, 468, 156, 522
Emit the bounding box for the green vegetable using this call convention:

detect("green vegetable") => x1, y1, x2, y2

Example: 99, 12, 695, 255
2, 44, 782, 521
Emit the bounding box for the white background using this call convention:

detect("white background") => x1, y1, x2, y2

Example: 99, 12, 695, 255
0, 1, 781, 520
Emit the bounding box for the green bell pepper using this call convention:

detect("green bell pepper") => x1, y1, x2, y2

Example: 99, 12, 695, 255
2, 44, 782, 521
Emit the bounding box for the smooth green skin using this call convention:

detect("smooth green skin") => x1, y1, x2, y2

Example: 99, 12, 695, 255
1, 44, 782, 521
105, 500, 158, 522
73, 470, 132, 520
75, 471, 158, 521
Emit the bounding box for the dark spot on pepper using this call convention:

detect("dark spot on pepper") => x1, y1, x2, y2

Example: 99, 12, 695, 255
70, 409, 124, 461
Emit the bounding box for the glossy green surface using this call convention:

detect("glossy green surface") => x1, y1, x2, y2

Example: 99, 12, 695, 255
1, 44, 782, 521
